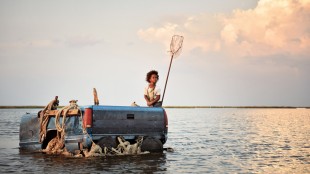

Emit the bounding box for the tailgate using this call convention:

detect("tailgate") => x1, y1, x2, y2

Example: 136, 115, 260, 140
92, 105, 165, 135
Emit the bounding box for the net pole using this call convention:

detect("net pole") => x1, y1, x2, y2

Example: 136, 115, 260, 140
161, 54, 174, 105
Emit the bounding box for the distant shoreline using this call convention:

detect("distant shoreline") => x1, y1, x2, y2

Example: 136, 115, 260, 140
163, 106, 310, 109
0, 106, 309, 109
0, 106, 45, 109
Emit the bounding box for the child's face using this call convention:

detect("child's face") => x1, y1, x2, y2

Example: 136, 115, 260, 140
150, 74, 158, 84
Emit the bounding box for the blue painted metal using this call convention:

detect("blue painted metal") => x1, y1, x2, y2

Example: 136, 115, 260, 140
90, 105, 168, 144
19, 112, 90, 152
19, 113, 41, 151
19, 105, 168, 152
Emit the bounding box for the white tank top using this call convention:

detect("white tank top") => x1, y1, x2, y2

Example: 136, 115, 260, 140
144, 86, 161, 100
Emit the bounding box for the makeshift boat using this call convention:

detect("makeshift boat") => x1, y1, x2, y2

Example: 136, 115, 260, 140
19, 97, 168, 154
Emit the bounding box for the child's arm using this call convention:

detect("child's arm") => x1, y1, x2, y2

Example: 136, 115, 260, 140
149, 95, 160, 106
144, 95, 160, 106
144, 95, 152, 106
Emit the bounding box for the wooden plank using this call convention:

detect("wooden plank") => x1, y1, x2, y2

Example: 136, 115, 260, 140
47, 109, 80, 116
93, 88, 99, 105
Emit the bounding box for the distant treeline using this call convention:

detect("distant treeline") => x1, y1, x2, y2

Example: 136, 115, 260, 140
0, 105, 309, 109
0, 106, 61, 109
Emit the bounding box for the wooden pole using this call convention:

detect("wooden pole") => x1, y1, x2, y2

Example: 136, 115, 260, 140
93, 88, 99, 105
161, 54, 174, 105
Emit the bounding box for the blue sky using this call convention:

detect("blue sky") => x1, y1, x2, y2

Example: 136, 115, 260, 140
1, 0, 309, 106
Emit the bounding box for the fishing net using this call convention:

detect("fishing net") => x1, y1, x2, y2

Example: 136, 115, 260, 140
169, 35, 184, 58
161, 35, 184, 104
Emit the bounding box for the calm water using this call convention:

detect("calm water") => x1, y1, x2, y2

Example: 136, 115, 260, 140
0, 108, 309, 173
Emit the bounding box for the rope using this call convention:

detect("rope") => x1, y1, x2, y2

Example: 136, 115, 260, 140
54, 100, 82, 145
41, 98, 148, 157
39, 96, 58, 143
41, 99, 97, 155
54, 100, 98, 152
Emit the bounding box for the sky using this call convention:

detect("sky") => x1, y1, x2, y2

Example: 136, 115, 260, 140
0, 0, 309, 107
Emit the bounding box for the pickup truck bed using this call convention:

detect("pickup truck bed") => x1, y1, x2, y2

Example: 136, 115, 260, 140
89, 105, 168, 144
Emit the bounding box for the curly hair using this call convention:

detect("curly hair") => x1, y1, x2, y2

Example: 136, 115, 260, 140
146, 70, 159, 83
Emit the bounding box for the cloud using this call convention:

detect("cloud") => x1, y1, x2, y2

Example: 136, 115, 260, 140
0, 39, 58, 50
221, 0, 310, 58
0, 35, 103, 50
137, 14, 223, 54
65, 35, 103, 48
138, 0, 310, 59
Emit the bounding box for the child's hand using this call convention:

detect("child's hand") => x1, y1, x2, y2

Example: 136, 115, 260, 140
147, 99, 155, 106
147, 101, 153, 106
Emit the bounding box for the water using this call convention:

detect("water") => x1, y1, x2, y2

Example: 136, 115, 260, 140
0, 108, 309, 173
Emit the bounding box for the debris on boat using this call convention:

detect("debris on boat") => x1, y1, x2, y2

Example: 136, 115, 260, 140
39, 96, 59, 143
93, 88, 99, 105
82, 136, 149, 157
43, 135, 149, 157
131, 101, 139, 107
164, 147, 174, 152
40, 98, 149, 157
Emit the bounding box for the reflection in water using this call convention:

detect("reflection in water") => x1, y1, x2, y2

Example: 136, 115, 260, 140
244, 109, 310, 173
164, 108, 310, 173
0, 108, 309, 173
18, 150, 167, 173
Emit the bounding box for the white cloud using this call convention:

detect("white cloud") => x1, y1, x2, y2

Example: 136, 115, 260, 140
138, 0, 310, 59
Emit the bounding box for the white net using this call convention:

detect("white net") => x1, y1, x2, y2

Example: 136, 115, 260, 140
170, 35, 184, 58
162, 35, 184, 103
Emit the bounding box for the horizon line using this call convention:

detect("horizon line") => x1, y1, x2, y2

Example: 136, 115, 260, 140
0, 105, 309, 109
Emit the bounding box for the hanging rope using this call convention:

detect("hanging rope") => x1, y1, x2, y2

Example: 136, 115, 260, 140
40, 98, 149, 157
39, 96, 59, 143
54, 100, 82, 149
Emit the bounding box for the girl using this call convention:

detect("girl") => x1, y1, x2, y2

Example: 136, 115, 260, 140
144, 70, 161, 107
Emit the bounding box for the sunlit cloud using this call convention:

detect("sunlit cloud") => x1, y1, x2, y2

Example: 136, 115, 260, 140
138, 0, 310, 59
221, 0, 310, 58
